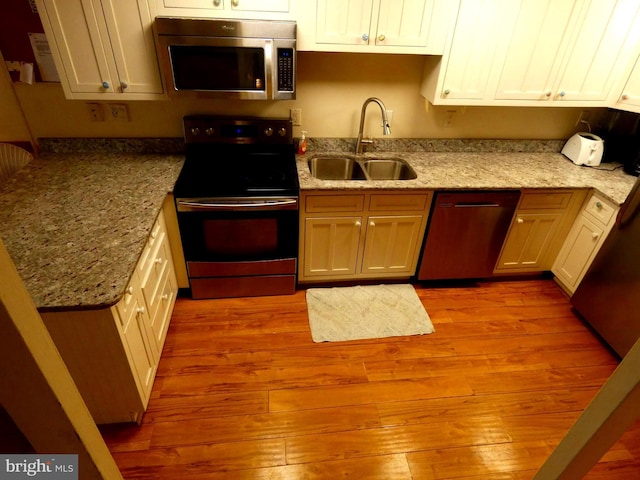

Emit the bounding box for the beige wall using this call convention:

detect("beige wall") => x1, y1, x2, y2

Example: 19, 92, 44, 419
0, 50, 32, 143
10, 52, 603, 141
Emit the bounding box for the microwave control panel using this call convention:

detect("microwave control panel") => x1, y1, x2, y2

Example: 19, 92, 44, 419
277, 48, 294, 92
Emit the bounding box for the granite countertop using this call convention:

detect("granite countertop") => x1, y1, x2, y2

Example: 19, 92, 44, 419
0, 152, 184, 312
297, 150, 637, 205
1, 137, 637, 313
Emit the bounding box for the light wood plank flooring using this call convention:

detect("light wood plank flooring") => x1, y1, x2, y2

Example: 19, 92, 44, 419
100, 279, 640, 479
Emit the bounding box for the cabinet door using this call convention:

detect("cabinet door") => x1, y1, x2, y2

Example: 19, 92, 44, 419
494, 0, 576, 101
316, 0, 374, 45
496, 212, 563, 270
100, 0, 163, 94
439, 0, 508, 101
552, 214, 604, 292
616, 55, 640, 112
375, 0, 434, 47
303, 217, 362, 277
553, 0, 640, 103
39, 0, 117, 94
120, 289, 156, 401
361, 215, 423, 274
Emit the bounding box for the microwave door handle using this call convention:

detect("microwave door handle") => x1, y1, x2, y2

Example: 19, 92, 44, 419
177, 198, 297, 211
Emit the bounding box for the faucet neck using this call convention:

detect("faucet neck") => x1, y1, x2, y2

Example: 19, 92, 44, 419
355, 97, 390, 154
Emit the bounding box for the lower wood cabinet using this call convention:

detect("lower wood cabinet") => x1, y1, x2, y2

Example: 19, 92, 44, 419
552, 190, 619, 294
494, 189, 587, 274
40, 208, 177, 424
299, 191, 432, 282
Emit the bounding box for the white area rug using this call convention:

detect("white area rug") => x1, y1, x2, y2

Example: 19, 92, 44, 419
305, 284, 435, 342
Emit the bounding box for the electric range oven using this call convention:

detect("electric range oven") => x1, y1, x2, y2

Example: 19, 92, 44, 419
174, 116, 299, 299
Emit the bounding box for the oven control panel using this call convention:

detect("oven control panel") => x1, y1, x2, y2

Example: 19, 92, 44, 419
184, 116, 292, 145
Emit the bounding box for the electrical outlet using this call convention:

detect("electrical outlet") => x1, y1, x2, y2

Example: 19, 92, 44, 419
5, 61, 20, 72
290, 108, 302, 126
108, 104, 129, 122
87, 103, 105, 122
576, 110, 591, 127
443, 109, 457, 128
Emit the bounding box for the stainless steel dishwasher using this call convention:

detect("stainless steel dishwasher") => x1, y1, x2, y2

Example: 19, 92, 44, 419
418, 191, 520, 280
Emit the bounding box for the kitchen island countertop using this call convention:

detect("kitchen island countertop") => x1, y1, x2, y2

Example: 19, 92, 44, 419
0, 152, 184, 312
296, 151, 636, 205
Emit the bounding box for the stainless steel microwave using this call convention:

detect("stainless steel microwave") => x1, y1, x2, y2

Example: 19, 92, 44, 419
154, 17, 296, 100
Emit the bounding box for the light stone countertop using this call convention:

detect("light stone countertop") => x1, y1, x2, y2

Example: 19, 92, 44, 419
0, 152, 184, 312
296, 151, 637, 205
1, 138, 637, 312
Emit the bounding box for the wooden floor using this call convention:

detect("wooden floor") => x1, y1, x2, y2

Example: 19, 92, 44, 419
100, 279, 640, 479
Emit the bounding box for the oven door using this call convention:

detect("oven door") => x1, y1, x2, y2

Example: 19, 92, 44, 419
176, 197, 299, 298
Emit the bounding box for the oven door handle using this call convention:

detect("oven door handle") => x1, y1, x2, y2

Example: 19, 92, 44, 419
177, 198, 298, 212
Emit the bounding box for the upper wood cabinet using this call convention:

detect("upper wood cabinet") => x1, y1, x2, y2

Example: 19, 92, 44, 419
422, 0, 640, 106
299, 0, 458, 54
494, 0, 640, 104
613, 54, 640, 113
36, 0, 164, 100
154, 0, 293, 19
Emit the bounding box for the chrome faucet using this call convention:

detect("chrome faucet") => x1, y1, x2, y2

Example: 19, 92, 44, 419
355, 97, 391, 154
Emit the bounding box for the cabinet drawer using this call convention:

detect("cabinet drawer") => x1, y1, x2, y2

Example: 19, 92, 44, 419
305, 194, 365, 213
142, 238, 172, 323
138, 215, 164, 278
369, 194, 428, 212
149, 263, 177, 350
116, 270, 141, 329
519, 191, 573, 210
584, 193, 617, 226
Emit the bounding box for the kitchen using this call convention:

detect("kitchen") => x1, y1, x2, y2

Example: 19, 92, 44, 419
1, 0, 640, 478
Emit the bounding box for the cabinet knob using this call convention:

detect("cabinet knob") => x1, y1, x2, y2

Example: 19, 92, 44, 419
136, 306, 145, 315
622, 94, 629, 101
362, 33, 369, 42
120, 81, 128, 90
162, 293, 169, 301
592, 232, 600, 240
232, 0, 239, 6
559, 91, 566, 97
127, 286, 134, 295
443, 89, 451, 95
101, 81, 110, 89
355, 221, 361, 227
155, 257, 163, 265
378, 34, 385, 42
369, 221, 376, 227
545, 91, 552, 97
595, 201, 603, 209
213, 0, 221, 5
517, 217, 524, 224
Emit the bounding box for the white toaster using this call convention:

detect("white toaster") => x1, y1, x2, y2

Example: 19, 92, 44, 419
561, 132, 604, 167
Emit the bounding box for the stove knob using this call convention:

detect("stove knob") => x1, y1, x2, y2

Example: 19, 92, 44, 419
190, 127, 200, 136
264, 127, 274, 136
278, 127, 287, 137
205, 127, 215, 136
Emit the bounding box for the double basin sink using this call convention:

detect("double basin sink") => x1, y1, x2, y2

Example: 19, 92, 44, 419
308, 155, 417, 181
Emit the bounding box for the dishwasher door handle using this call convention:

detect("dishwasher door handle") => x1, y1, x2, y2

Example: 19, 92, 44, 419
453, 202, 502, 208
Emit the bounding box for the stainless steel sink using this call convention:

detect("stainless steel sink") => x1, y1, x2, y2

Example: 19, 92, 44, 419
308, 156, 416, 181
307, 156, 366, 180
361, 158, 417, 180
